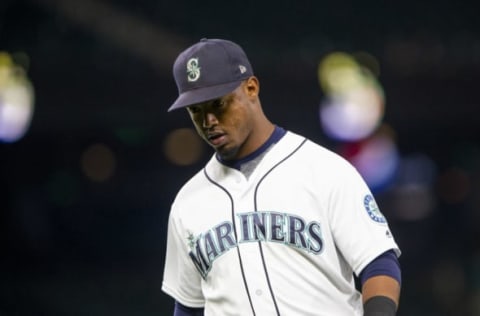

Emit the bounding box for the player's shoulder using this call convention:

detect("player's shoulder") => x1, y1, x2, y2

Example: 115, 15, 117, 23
285, 130, 352, 169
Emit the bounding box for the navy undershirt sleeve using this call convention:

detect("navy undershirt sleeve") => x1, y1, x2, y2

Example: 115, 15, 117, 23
173, 301, 204, 316
359, 249, 401, 286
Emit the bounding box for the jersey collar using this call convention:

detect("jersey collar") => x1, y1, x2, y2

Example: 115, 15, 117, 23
216, 125, 287, 170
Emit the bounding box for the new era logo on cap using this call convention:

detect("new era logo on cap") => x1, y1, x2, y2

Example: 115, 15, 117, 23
168, 38, 254, 111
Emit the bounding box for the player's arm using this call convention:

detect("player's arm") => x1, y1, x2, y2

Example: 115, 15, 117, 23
173, 301, 204, 316
360, 249, 401, 316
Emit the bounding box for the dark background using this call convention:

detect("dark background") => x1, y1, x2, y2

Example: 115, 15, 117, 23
1, 0, 480, 315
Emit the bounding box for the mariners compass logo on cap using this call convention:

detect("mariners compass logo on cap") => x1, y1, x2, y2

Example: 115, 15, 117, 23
186, 58, 201, 82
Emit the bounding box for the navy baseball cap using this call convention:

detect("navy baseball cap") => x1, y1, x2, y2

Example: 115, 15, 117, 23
168, 38, 254, 111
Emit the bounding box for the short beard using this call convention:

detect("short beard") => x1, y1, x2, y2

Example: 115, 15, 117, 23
216, 145, 239, 161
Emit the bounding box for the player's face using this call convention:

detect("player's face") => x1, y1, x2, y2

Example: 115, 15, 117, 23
187, 78, 259, 160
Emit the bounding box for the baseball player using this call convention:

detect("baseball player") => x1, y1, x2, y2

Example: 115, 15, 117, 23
162, 38, 401, 316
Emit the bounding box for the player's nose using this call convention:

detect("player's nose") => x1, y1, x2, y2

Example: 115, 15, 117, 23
202, 112, 218, 128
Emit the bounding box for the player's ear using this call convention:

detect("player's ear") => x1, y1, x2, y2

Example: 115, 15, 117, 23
244, 76, 259, 98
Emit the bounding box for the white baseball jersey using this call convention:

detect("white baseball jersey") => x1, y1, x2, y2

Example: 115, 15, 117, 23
162, 130, 400, 316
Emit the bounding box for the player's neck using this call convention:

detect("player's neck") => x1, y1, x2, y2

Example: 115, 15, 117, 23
217, 125, 286, 173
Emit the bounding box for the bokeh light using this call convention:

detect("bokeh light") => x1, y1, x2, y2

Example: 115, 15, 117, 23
388, 153, 438, 221
45, 170, 79, 207
318, 51, 384, 142
163, 128, 204, 166
337, 125, 399, 192
431, 258, 467, 313
114, 126, 150, 146
437, 167, 471, 204
81, 143, 117, 182
0, 51, 35, 143
320, 85, 384, 141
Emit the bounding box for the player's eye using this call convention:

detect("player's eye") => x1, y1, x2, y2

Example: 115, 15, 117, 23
211, 99, 226, 110
188, 105, 202, 114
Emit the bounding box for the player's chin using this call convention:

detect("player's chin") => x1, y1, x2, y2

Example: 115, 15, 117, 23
215, 145, 239, 161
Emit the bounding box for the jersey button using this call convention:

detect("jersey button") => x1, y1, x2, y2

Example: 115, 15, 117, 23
255, 289, 262, 296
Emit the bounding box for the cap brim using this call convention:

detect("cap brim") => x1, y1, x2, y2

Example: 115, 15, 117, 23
168, 80, 243, 112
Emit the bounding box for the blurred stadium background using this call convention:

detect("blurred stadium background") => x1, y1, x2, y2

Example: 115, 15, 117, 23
1, 0, 479, 315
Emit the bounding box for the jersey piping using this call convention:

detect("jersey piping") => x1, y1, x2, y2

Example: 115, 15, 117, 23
203, 168, 257, 315
203, 136, 308, 316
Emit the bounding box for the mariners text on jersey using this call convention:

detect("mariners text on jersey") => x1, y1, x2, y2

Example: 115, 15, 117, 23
188, 211, 323, 279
